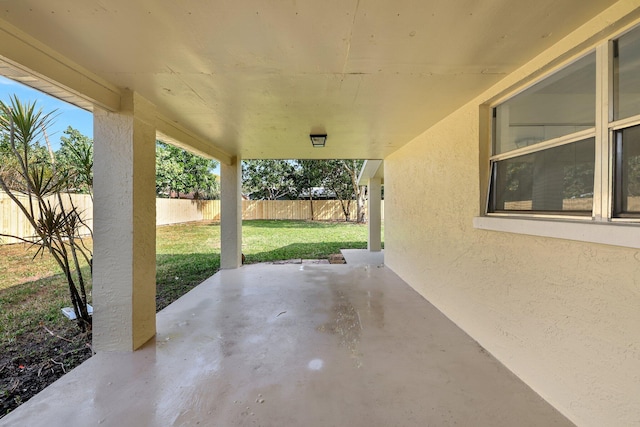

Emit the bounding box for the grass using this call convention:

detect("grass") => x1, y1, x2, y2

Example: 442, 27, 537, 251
243, 220, 372, 261
154, 219, 377, 308
1, 219, 380, 416
2, 219, 380, 339
0, 243, 62, 290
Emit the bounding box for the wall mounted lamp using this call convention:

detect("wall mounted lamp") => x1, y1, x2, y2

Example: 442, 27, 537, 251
310, 134, 327, 148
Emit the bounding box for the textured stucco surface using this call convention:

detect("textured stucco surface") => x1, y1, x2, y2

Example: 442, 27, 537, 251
368, 177, 382, 251
93, 91, 157, 351
384, 3, 640, 426
220, 159, 242, 269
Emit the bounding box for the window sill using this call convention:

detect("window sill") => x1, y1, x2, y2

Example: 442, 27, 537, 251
473, 216, 640, 249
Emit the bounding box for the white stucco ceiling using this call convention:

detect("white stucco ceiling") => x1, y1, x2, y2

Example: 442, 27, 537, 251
0, 0, 620, 162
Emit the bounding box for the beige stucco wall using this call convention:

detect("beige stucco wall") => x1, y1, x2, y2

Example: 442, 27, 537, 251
384, 3, 640, 426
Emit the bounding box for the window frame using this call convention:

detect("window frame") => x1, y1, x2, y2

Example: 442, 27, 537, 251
484, 26, 640, 225
610, 117, 640, 220
488, 131, 597, 218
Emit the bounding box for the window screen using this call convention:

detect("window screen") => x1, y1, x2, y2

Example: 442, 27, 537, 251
490, 138, 595, 213
614, 125, 640, 215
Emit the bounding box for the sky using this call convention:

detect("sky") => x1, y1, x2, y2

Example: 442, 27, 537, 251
0, 75, 93, 151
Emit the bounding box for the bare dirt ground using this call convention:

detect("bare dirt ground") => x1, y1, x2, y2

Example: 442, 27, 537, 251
0, 324, 92, 417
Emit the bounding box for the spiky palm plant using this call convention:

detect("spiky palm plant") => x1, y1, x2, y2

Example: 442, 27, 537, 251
0, 95, 92, 331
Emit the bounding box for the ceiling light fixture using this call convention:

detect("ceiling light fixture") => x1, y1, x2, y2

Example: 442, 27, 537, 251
310, 134, 327, 148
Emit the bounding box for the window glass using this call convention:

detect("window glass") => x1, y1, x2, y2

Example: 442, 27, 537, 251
614, 26, 640, 121
490, 138, 595, 213
493, 53, 596, 154
614, 125, 640, 215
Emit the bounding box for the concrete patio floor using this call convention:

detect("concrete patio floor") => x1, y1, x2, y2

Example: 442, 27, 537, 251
1, 250, 573, 427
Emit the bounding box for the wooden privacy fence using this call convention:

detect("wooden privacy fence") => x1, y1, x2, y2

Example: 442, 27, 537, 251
0, 191, 93, 244
156, 198, 221, 225
1, 191, 383, 244
241, 200, 364, 221
157, 199, 379, 221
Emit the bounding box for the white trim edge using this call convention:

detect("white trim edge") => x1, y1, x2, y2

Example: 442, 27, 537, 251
473, 216, 640, 249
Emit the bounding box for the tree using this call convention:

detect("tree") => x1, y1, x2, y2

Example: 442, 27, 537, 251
242, 159, 297, 200
56, 126, 93, 197
0, 108, 49, 191
0, 96, 92, 330
343, 159, 366, 223
155, 141, 219, 199
292, 160, 324, 219
241, 159, 367, 221
318, 160, 365, 222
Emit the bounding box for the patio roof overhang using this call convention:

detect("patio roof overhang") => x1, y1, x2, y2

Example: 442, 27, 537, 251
358, 160, 384, 186
0, 0, 620, 162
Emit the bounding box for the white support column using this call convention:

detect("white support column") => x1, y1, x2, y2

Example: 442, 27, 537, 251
93, 91, 157, 352
221, 157, 242, 269
368, 177, 382, 252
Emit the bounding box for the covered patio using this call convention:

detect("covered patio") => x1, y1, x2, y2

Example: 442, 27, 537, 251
0, 251, 572, 427
1, 1, 639, 425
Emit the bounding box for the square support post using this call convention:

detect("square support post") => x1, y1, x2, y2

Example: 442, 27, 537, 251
93, 91, 157, 351
221, 157, 242, 269
368, 177, 382, 252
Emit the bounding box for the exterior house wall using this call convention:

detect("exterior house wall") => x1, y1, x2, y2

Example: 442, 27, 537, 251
384, 3, 640, 426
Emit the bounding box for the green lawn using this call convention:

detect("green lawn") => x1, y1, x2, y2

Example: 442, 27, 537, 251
155, 220, 376, 309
